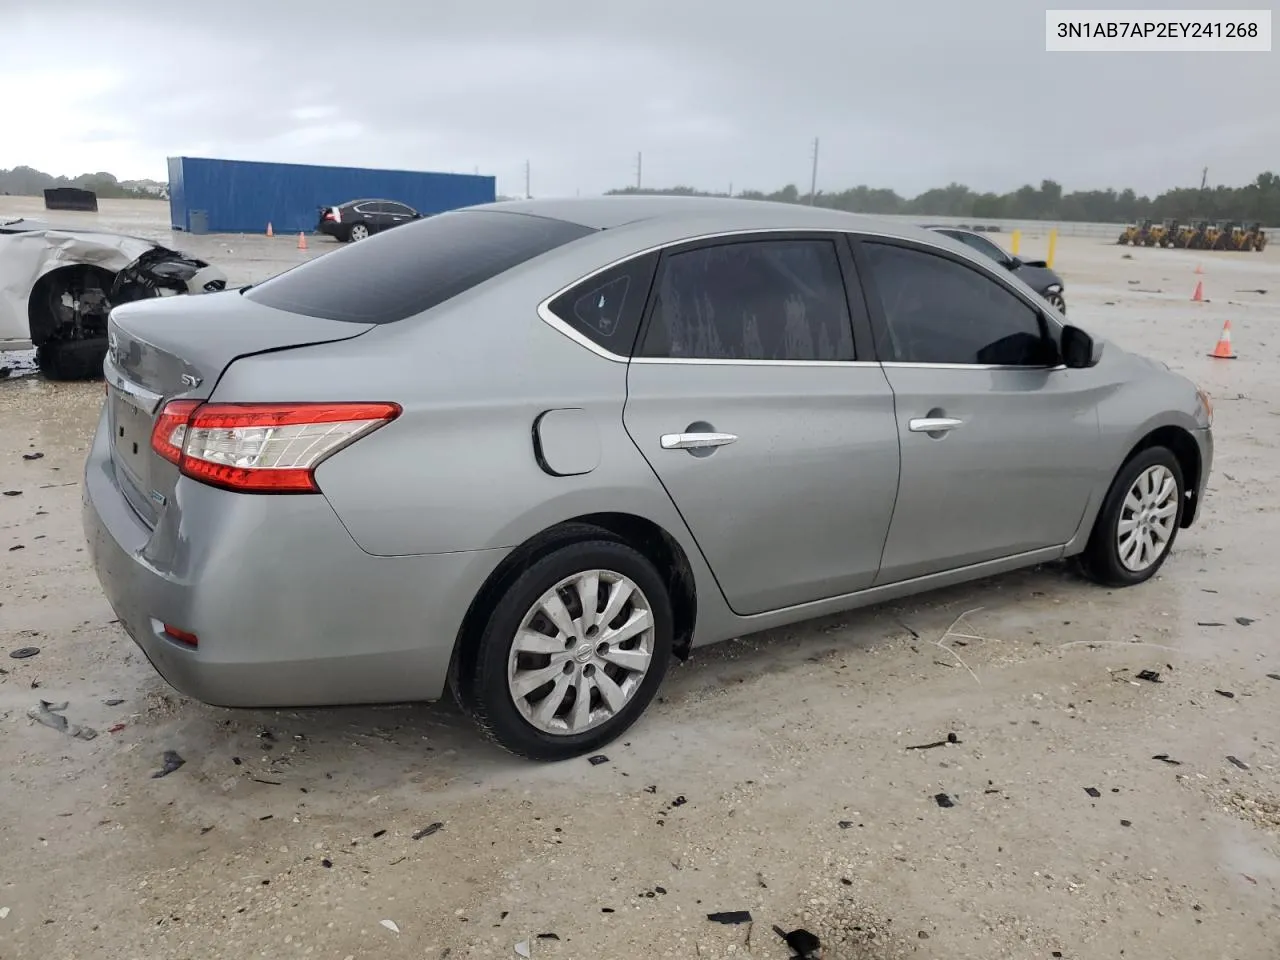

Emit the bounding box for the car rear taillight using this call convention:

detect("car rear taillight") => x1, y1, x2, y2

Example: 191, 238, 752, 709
330, 207, 341, 223
150, 399, 202, 465
150, 401, 400, 493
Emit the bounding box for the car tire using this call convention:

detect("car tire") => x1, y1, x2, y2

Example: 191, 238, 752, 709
1046, 292, 1067, 314
1078, 446, 1185, 588
348, 223, 370, 242
459, 537, 673, 761
35, 338, 108, 381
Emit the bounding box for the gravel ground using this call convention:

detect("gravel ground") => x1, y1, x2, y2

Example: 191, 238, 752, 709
2, 199, 1279, 960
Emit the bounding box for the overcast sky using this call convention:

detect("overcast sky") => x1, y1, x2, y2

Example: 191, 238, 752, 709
2, 0, 1275, 198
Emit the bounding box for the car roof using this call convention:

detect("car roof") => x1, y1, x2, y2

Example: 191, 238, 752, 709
467, 195, 945, 246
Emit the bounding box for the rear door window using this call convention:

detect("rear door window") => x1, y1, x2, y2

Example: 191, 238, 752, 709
636, 237, 856, 361
246, 210, 595, 324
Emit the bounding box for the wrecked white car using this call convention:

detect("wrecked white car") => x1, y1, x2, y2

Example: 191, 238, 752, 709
0, 219, 226, 380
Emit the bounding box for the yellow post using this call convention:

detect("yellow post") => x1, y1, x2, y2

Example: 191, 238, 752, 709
1011, 229, 1022, 256
1046, 228, 1058, 269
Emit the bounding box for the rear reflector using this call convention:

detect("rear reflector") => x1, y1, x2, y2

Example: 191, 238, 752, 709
150, 401, 400, 493
162, 624, 198, 647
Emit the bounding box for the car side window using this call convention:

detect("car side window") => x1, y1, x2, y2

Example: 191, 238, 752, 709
546, 252, 658, 354
385, 203, 411, 216
637, 238, 855, 361
862, 242, 1051, 366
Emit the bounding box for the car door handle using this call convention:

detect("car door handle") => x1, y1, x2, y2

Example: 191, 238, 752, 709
661, 432, 738, 450
908, 417, 964, 433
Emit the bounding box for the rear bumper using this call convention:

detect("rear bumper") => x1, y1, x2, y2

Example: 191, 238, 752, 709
81, 409, 506, 708
316, 221, 345, 240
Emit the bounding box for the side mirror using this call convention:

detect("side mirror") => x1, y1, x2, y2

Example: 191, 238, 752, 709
1061, 324, 1102, 368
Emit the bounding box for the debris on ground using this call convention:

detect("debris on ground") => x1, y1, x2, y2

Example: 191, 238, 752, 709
1085, 787, 1102, 798
774, 924, 822, 958
1152, 754, 1183, 765
2, 490, 21, 497
21, 452, 43, 461
102, 697, 124, 706
151, 750, 185, 778
587, 754, 609, 766
1197, 621, 1225, 628
515, 941, 531, 958
380, 919, 400, 934
1227, 756, 1250, 771
1236, 617, 1256, 626
1267, 674, 1280, 681
1216, 690, 1236, 699
27, 700, 97, 740
107, 723, 126, 734
1121, 819, 1133, 827
1136, 669, 1162, 683
536, 933, 560, 941
934, 793, 956, 808
907, 732, 960, 750
9, 647, 40, 660
707, 910, 752, 924
412, 822, 444, 840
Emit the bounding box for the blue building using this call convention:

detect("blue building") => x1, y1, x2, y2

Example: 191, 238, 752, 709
167, 157, 495, 234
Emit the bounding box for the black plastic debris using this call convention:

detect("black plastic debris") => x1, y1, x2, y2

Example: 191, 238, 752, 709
536, 933, 560, 941
27, 700, 97, 740
152, 750, 185, 778
671, 795, 687, 807
372, 829, 387, 838
321, 858, 332, 868
2, 490, 21, 497
1236, 617, 1255, 626
707, 910, 752, 925
934, 793, 956, 808
103, 698, 124, 706
643, 785, 657, 793
9, 545, 24, 552
1267, 674, 1280, 682
1152, 754, 1183, 765
1120, 819, 1133, 827
773, 925, 821, 958
1136, 669, 1162, 683
1215, 690, 1236, 699
587, 754, 609, 766
412, 822, 444, 840
908, 732, 961, 750
1197, 621, 1225, 627
838, 820, 854, 829
1085, 787, 1102, 798
9, 646, 40, 659
1227, 756, 1250, 771
22, 452, 44, 461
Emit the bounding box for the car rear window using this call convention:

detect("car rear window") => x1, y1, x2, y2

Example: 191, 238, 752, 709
245, 210, 595, 324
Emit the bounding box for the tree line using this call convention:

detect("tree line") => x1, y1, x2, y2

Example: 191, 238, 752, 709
607, 172, 1280, 225
0, 165, 165, 200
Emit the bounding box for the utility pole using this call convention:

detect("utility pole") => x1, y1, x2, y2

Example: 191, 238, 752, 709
524, 160, 531, 200
635, 152, 643, 191
808, 137, 820, 205
728, 181, 733, 198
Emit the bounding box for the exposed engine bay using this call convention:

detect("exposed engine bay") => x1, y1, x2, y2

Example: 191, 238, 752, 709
0, 219, 227, 380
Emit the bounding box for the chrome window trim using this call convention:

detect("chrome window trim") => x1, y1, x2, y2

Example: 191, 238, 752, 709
534, 225, 1065, 366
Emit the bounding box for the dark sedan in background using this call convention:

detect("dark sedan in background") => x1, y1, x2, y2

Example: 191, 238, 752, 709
317, 199, 422, 243
927, 226, 1067, 314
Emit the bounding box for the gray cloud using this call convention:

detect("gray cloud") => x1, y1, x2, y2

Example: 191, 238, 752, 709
2, 0, 1276, 197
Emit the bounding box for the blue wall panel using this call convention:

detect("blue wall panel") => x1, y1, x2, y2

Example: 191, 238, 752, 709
167, 157, 496, 234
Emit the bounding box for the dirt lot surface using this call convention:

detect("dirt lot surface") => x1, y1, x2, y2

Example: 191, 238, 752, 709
2, 199, 1279, 960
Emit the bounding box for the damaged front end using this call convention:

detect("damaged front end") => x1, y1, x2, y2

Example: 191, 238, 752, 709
31, 244, 226, 381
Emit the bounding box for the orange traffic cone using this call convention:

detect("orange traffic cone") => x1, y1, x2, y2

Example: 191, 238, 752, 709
1208, 319, 1236, 359
297, 231, 308, 251
266, 222, 274, 238
1191, 279, 1204, 301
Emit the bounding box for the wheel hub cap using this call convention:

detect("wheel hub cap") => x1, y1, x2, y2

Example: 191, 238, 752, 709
507, 570, 655, 736
1116, 464, 1178, 572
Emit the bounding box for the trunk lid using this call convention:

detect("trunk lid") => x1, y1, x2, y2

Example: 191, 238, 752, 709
104, 290, 374, 526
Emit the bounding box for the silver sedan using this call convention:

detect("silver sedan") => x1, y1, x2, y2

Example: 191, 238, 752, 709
82, 196, 1214, 761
